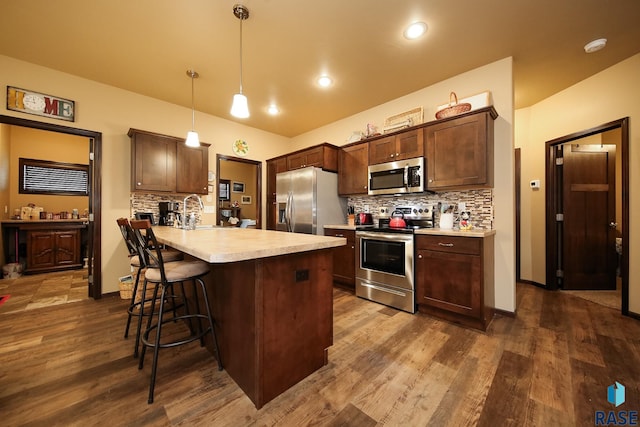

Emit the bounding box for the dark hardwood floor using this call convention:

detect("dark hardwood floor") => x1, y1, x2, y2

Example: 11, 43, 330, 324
0, 281, 638, 426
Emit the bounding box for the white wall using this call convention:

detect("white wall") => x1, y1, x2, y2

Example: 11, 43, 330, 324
516, 53, 640, 314
292, 58, 516, 313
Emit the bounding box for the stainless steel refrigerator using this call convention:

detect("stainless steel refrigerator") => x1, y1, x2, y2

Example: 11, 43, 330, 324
276, 167, 347, 235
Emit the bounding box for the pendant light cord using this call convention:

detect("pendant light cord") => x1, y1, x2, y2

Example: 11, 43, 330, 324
191, 72, 196, 130
238, 17, 244, 95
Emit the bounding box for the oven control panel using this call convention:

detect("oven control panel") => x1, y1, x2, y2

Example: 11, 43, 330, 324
394, 205, 435, 219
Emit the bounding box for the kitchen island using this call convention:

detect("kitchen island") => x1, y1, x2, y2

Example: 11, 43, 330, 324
152, 226, 346, 409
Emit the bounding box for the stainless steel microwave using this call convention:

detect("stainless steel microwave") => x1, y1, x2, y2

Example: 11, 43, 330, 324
368, 157, 425, 196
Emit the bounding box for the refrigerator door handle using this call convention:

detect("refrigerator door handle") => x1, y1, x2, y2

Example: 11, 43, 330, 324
285, 191, 293, 232
288, 191, 295, 232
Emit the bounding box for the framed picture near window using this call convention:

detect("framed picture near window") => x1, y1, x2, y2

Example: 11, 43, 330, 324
232, 181, 245, 193
241, 195, 252, 204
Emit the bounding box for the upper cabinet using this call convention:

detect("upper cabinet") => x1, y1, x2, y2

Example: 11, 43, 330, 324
176, 143, 208, 194
285, 143, 339, 172
368, 128, 424, 165
338, 141, 369, 195
129, 128, 209, 194
424, 108, 496, 190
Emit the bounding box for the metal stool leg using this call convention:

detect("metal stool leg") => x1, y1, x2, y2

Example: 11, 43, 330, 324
147, 284, 167, 404
198, 278, 223, 371
139, 281, 160, 369
124, 266, 143, 338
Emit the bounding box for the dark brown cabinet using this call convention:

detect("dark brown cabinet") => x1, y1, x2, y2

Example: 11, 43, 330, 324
424, 108, 496, 190
415, 233, 494, 330
266, 157, 287, 230
176, 143, 209, 194
368, 128, 423, 165
26, 227, 82, 274
285, 144, 339, 172
323, 228, 356, 290
129, 128, 209, 194
338, 142, 369, 195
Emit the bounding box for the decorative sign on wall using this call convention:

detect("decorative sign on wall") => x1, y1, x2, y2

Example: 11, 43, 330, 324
6, 86, 75, 122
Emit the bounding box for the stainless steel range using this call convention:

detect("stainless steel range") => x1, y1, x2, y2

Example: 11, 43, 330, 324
355, 205, 434, 313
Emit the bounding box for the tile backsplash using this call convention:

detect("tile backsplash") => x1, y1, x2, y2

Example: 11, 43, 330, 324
130, 193, 203, 224
348, 189, 493, 230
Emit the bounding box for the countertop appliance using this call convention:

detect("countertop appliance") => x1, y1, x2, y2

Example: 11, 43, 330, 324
356, 212, 374, 225
159, 201, 180, 226
276, 166, 347, 235
368, 156, 424, 196
355, 205, 435, 313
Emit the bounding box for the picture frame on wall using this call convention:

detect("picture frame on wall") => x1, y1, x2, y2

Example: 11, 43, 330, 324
232, 182, 245, 193
241, 195, 252, 204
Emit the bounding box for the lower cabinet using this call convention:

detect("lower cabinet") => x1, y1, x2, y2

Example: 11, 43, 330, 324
323, 228, 355, 290
27, 228, 82, 274
415, 233, 494, 330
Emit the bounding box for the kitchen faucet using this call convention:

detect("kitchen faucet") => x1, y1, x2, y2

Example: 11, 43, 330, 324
182, 194, 204, 229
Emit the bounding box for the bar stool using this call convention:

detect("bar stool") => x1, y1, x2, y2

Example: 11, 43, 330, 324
116, 218, 183, 357
129, 219, 222, 404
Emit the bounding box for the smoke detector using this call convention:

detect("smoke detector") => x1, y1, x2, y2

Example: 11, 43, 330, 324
584, 38, 607, 53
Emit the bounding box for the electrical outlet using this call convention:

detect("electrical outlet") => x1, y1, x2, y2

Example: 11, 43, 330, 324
203, 205, 215, 214
458, 202, 466, 212
364, 205, 370, 213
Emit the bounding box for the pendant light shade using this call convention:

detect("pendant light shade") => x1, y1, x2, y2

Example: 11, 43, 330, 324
230, 4, 250, 118
185, 69, 200, 147
230, 93, 249, 118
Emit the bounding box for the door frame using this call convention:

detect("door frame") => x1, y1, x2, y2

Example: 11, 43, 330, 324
216, 154, 262, 229
545, 118, 629, 314
0, 115, 102, 298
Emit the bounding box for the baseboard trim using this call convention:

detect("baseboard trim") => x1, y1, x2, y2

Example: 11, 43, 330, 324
627, 310, 640, 321
494, 308, 516, 318
518, 279, 546, 289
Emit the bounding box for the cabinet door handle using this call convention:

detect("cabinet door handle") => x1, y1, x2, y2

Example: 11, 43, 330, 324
418, 254, 423, 259
137, 182, 142, 186
335, 234, 344, 237
390, 154, 394, 158
438, 242, 454, 247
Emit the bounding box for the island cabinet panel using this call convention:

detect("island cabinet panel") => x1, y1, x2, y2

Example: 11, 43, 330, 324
266, 157, 287, 230
176, 143, 209, 194
26, 228, 82, 273
206, 249, 333, 409
415, 234, 494, 331
368, 128, 423, 165
324, 228, 356, 289
424, 110, 494, 190
338, 142, 369, 195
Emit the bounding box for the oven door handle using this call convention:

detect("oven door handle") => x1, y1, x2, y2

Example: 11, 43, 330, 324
360, 282, 407, 297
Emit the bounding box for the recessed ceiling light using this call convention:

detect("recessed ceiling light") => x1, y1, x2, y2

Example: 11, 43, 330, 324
268, 104, 279, 115
404, 22, 427, 39
317, 75, 333, 88
584, 38, 607, 53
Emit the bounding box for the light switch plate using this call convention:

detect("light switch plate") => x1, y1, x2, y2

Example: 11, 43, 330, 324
203, 205, 214, 214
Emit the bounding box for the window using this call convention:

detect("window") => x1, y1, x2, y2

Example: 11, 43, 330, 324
19, 158, 89, 196
219, 179, 230, 201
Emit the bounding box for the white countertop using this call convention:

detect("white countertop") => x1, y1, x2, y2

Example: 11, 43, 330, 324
153, 226, 346, 264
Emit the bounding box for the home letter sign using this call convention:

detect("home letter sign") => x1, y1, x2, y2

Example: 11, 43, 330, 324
6, 86, 75, 122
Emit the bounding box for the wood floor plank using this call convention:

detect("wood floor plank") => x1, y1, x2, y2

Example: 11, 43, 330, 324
1, 280, 638, 425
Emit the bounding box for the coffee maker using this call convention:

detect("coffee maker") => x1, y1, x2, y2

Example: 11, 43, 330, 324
159, 201, 180, 226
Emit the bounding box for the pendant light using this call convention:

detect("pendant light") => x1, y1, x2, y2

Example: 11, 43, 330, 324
230, 4, 250, 118
185, 69, 200, 147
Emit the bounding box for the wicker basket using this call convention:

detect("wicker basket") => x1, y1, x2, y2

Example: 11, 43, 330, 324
118, 276, 134, 300
435, 92, 472, 120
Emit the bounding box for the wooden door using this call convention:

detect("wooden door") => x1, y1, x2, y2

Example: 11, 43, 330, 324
176, 144, 208, 194
561, 144, 616, 290
338, 143, 369, 195
395, 128, 424, 160
368, 135, 397, 164
131, 131, 176, 192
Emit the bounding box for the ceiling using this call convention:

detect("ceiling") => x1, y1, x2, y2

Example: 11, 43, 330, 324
1, 1, 639, 137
